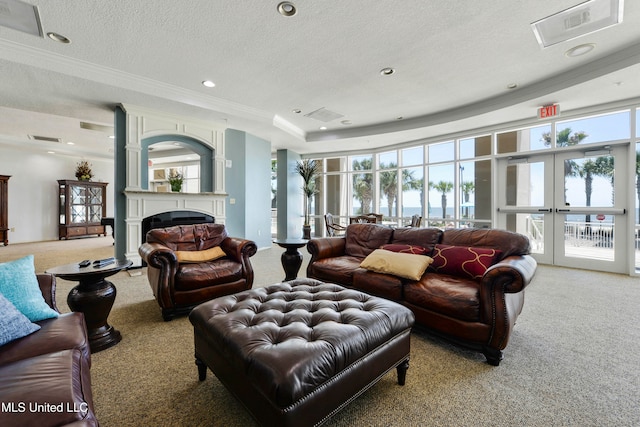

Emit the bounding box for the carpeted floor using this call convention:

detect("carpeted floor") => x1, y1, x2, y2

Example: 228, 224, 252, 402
2, 237, 639, 426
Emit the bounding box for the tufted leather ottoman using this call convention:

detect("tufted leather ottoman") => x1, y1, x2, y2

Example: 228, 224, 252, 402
189, 278, 415, 427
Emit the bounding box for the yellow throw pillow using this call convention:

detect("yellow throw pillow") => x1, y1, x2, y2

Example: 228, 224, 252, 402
360, 249, 433, 281
175, 246, 226, 263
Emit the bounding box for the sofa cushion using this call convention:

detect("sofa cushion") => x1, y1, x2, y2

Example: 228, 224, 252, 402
390, 227, 443, 252
306, 256, 362, 286
175, 258, 244, 290
175, 246, 226, 263
0, 349, 97, 426
344, 224, 394, 258
381, 244, 429, 255
0, 293, 40, 346
360, 249, 433, 281
0, 313, 90, 368
146, 223, 227, 251
441, 228, 530, 259
428, 244, 502, 281
405, 274, 481, 322
0, 255, 59, 322
352, 268, 404, 301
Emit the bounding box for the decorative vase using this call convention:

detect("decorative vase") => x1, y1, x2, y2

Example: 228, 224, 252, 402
302, 225, 311, 240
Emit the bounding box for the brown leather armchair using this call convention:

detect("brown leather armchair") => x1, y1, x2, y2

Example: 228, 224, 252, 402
138, 223, 257, 321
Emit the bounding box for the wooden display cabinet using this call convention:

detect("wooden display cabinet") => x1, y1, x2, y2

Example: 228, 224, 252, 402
0, 175, 9, 246
58, 180, 108, 240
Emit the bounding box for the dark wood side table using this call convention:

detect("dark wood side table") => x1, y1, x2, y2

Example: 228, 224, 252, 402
46, 259, 132, 353
273, 239, 308, 281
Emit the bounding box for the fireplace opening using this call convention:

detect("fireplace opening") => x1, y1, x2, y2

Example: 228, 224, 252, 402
141, 210, 215, 244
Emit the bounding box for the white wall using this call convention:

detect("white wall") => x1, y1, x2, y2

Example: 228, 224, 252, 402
0, 146, 114, 244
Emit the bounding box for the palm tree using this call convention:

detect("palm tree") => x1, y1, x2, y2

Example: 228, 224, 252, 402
379, 163, 421, 217
295, 159, 319, 227
541, 127, 588, 201
429, 181, 454, 219
460, 181, 475, 218
352, 158, 373, 214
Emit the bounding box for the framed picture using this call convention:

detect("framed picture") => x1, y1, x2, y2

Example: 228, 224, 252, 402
153, 169, 166, 180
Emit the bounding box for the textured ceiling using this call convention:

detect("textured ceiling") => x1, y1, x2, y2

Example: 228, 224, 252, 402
0, 0, 639, 160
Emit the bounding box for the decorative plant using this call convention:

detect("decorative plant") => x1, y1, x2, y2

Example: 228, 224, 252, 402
168, 169, 184, 192
295, 159, 319, 226
75, 160, 93, 181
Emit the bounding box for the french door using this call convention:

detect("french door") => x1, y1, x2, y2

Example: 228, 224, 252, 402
496, 145, 628, 273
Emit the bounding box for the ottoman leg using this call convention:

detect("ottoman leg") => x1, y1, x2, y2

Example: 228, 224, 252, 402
196, 357, 207, 381
396, 359, 409, 385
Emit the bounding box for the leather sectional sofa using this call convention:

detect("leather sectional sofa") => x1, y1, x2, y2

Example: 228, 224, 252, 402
0, 274, 98, 426
307, 223, 537, 365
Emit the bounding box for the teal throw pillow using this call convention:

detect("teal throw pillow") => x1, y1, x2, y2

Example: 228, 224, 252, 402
0, 292, 41, 346
0, 255, 58, 322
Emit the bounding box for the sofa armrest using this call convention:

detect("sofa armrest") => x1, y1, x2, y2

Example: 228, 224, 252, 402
36, 273, 59, 312
482, 254, 537, 293
138, 242, 178, 268
221, 237, 258, 263
306, 237, 347, 261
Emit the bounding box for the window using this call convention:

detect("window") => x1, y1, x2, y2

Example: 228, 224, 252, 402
556, 111, 630, 146
497, 124, 551, 154
460, 135, 491, 158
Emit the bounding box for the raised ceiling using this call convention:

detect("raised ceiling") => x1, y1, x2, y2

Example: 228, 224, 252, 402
0, 0, 639, 160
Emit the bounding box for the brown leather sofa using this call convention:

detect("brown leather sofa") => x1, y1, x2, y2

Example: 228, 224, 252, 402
0, 274, 98, 426
139, 223, 257, 321
307, 224, 537, 365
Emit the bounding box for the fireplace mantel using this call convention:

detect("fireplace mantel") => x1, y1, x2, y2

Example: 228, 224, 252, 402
124, 190, 227, 266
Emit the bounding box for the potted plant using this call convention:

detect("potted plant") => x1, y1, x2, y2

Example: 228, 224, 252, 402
168, 170, 184, 192
295, 159, 319, 239
75, 160, 93, 181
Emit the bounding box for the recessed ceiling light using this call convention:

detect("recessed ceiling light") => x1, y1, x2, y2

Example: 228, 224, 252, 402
380, 67, 395, 76
66, 141, 75, 145
396, 116, 404, 120
47, 151, 56, 154
565, 43, 596, 57
341, 120, 352, 125
277, 2, 297, 16
202, 80, 216, 88
292, 109, 302, 114
109, 135, 115, 139
47, 32, 71, 44
507, 83, 518, 89
319, 126, 327, 130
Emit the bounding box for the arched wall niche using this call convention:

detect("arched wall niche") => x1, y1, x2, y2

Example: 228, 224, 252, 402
141, 134, 214, 193
116, 104, 227, 266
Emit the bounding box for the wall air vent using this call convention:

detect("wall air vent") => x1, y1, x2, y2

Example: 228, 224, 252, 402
29, 135, 62, 143
304, 107, 344, 123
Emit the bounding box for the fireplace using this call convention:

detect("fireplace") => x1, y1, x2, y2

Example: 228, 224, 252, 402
123, 190, 226, 267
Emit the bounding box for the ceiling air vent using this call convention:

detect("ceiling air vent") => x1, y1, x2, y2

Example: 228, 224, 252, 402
80, 121, 114, 133
304, 107, 344, 123
29, 135, 62, 143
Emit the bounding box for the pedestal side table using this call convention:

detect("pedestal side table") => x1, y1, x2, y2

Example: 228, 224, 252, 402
46, 259, 132, 353
273, 239, 308, 281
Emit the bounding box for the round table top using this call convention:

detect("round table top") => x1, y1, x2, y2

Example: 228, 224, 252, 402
273, 239, 308, 248
45, 259, 132, 281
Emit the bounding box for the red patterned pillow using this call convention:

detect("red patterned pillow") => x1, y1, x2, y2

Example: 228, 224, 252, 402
381, 244, 429, 256
429, 244, 502, 280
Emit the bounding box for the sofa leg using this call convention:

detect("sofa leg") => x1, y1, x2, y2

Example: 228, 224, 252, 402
396, 358, 409, 385
196, 357, 207, 381
483, 348, 503, 366
161, 309, 174, 322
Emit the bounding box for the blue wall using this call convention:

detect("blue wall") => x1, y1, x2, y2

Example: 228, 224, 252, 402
225, 129, 272, 248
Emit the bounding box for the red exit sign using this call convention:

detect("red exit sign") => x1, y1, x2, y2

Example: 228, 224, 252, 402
538, 104, 560, 119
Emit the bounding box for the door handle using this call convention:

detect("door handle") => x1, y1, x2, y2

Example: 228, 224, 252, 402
556, 208, 570, 213
538, 208, 552, 212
